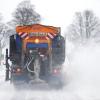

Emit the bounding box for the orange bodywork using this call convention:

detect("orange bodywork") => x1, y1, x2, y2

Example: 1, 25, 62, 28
16, 24, 59, 35
16, 24, 60, 51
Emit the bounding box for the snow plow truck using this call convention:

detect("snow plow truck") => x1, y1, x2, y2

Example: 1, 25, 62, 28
5, 24, 65, 88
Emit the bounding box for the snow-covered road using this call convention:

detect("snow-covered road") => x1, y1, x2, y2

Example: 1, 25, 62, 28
0, 43, 100, 100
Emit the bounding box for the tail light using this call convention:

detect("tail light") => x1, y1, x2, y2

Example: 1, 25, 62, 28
16, 68, 22, 73
53, 68, 61, 74
12, 67, 22, 74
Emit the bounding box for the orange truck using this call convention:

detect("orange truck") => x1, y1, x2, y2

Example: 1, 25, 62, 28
5, 24, 65, 88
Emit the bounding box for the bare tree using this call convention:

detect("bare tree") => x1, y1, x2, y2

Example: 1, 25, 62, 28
67, 10, 100, 43
0, 15, 5, 36
12, 0, 41, 26
0, 14, 6, 44
0, 14, 6, 64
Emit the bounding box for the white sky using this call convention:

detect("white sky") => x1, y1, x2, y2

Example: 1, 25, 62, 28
0, 0, 99, 32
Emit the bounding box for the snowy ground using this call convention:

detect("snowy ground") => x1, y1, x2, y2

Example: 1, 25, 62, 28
0, 42, 100, 100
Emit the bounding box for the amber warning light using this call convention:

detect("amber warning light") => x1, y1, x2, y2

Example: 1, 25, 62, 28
35, 39, 39, 44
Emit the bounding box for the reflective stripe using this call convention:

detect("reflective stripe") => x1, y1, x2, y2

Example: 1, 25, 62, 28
21, 33, 28, 38
47, 33, 54, 39
25, 36, 29, 40
18, 32, 57, 39
50, 32, 56, 36
45, 36, 50, 40
18, 32, 23, 35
